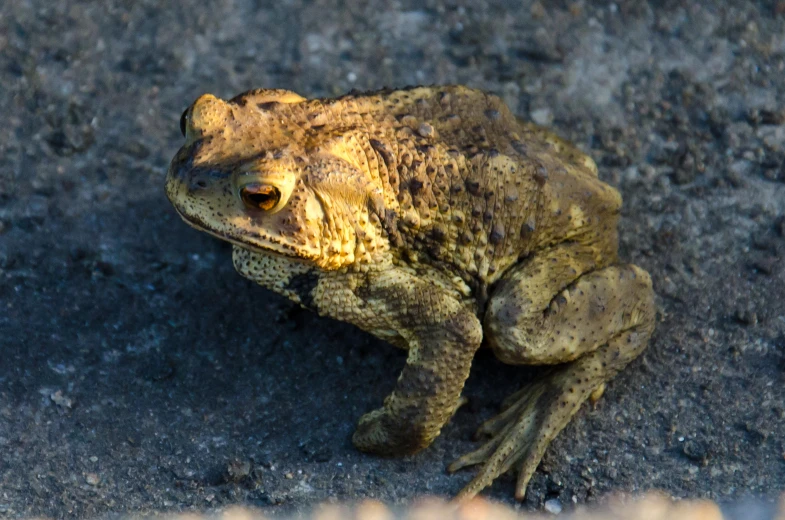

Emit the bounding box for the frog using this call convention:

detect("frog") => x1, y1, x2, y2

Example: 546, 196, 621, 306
165, 85, 656, 501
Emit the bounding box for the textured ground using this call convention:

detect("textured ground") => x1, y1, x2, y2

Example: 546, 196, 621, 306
1, 1, 784, 519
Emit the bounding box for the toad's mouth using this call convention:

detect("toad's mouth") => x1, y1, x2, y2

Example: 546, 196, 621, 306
171, 207, 315, 261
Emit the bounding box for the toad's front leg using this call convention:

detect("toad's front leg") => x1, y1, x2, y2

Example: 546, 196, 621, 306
327, 269, 483, 456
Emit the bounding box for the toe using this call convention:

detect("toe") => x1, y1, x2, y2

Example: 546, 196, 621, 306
589, 383, 606, 405
448, 437, 501, 473
475, 388, 541, 439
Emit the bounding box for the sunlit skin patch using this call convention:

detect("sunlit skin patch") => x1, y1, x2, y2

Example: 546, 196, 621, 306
164, 85, 656, 502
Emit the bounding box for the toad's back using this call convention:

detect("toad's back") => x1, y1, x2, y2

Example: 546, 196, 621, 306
340, 86, 623, 289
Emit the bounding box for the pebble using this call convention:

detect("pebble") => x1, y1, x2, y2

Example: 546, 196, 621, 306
226, 459, 251, 482
50, 390, 74, 410
530, 108, 553, 126
544, 499, 563, 515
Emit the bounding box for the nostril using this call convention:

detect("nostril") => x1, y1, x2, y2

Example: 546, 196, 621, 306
188, 178, 208, 191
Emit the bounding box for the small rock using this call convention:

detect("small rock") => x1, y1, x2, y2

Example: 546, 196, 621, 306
266, 491, 286, 505
544, 499, 563, 514
531, 108, 553, 126
744, 422, 768, 445
546, 473, 564, 494
734, 307, 758, 326
50, 390, 74, 411
750, 256, 778, 275
747, 107, 785, 126
85, 473, 100, 486
226, 459, 251, 482
683, 439, 710, 465
300, 440, 333, 463
172, 466, 197, 480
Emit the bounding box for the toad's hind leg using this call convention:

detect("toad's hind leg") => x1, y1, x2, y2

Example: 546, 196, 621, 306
449, 260, 655, 502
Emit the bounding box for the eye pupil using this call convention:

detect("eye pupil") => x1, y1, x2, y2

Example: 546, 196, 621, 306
179, 108, 189, 137
240, 184, 281, 211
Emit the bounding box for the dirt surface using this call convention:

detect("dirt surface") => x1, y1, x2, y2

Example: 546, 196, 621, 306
1, 1, 784, 519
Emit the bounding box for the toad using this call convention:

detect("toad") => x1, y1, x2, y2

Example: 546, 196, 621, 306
165, 85, 656, 501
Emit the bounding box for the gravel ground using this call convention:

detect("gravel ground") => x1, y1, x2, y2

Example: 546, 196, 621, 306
1, 1, 784, 519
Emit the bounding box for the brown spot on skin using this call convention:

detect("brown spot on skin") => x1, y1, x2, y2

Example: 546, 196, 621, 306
521, 219, 536, 238
511, 139, 527, 155
409, 178, 425, 195
465, 179, 482, 196
431, 226, 447, 243
368, 139, 390, 158
490, 223, 505, 245
534, 166, 548, 186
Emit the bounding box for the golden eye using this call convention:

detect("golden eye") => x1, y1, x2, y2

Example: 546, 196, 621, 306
240, 184, 281, 211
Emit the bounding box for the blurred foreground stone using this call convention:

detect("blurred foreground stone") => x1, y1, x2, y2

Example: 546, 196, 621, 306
81, 491, 783, 520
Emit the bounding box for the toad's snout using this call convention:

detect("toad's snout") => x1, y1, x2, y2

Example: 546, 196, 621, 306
165, 147, 222, 211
